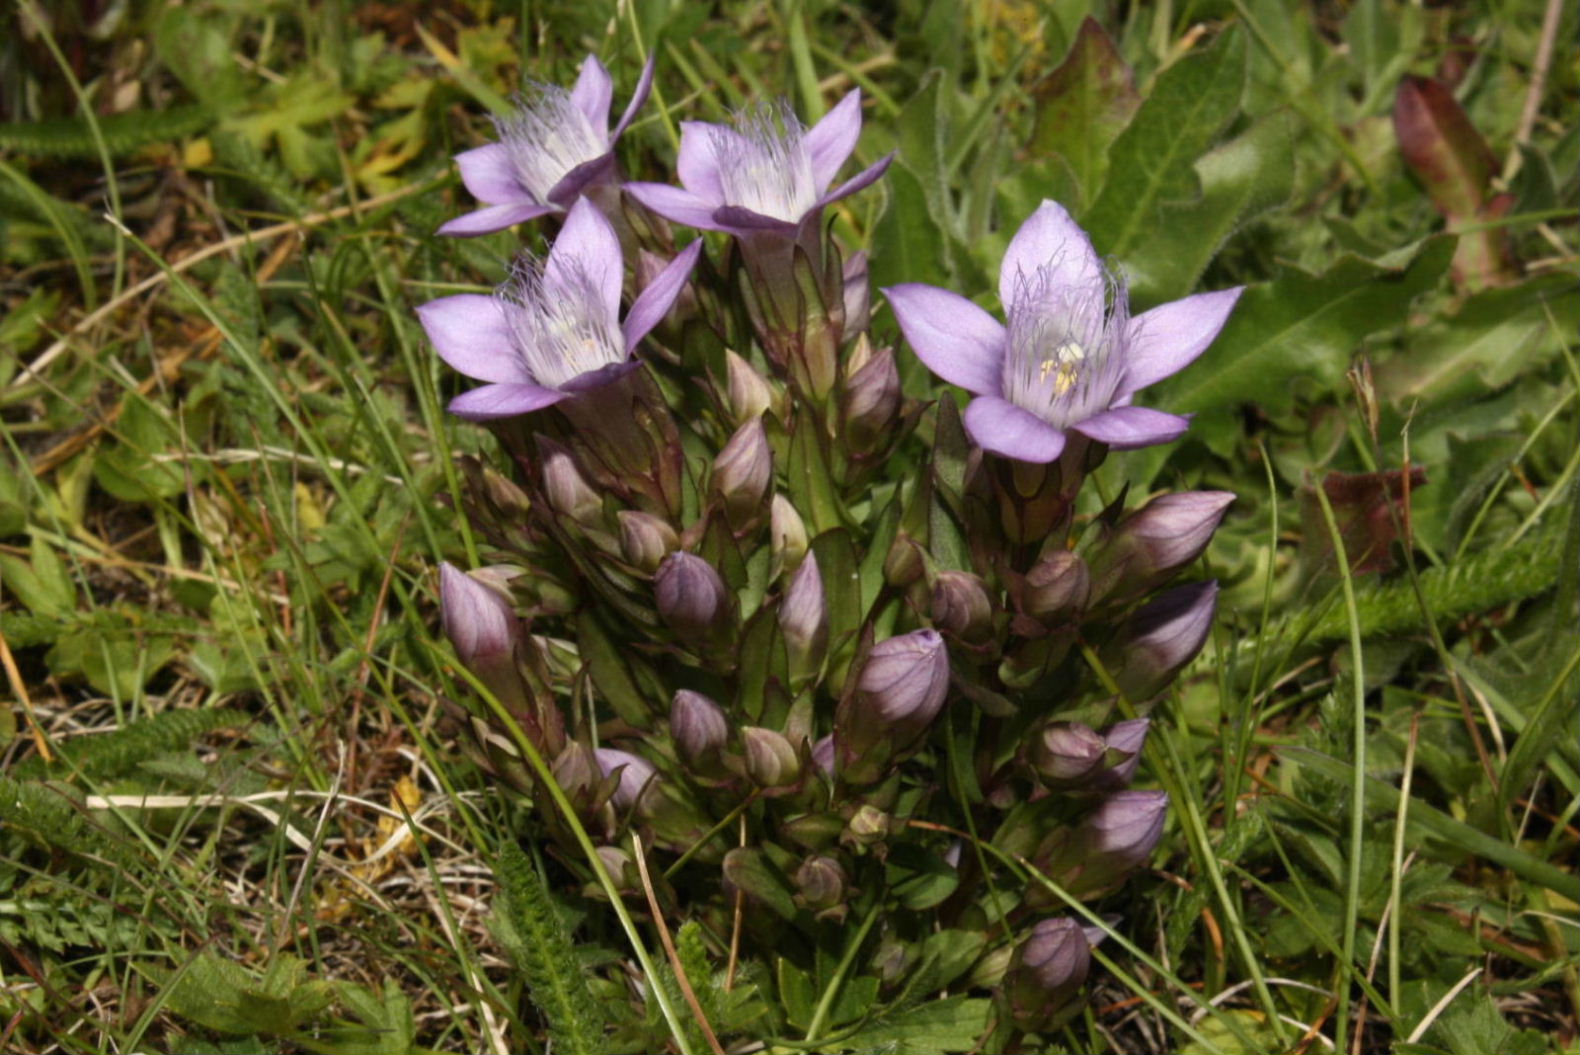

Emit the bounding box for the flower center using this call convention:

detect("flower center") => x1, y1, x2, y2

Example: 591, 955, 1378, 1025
713, 102, 817, 223
1002, 265, 1128, 428
493, 86, 608, 203
499, 256, 625, 390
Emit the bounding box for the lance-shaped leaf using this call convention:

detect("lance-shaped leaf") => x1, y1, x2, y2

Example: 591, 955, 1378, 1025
1394, 75, 1515, 290
1029, 17, 1141, 204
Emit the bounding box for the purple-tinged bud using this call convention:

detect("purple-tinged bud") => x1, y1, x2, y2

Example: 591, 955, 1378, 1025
1085, 790, 1168, 867
771, 494, 809, 573
740, 726, 801, 788
930, 570, 995, 645
779, 551, 828, 680
794, 854, 847, 911
618, 511, 679, 572
841, 250, 871, 338
542, 446, 603, 526
670, 690, 729, 768
725, 350, 775, 426
841, 338, 900, 454
1028, 721, 1108, 789
1004, 918, 1092, 1031
836, 629, 951, 783
439, 563, 518, 669
552, 742, 602, 799
595, 845, 639, 893
595, 748, 658, 810
870, 934, 915, 985
810, 735, 835, 779
1094, 491, 1235, 599
654, 552, 733, 643
438, 563, 535, 713
1111, 581, 1218, 698
1094, 718, 1150, 789
1018, 551, 1090, 622
713, 417, 773, 527
883, 532, 925, 588
844, 804, 891, 846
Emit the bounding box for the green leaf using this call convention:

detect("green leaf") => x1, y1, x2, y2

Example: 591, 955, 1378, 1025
1378, 274, 1580, 405
885, 843, 960, 910
1083, 26, 1247, 262
1125, 110, 1296, 309
1154, 236, 1454, 453
1028, 17, 1140, 203
830, 995, 992, 1054
723, 848, 798, 920
870, 163, 950, 292
576, 611, 652, 726
0, 105, 213, 158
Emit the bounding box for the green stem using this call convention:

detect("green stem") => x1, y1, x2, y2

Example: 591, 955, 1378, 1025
802, 902, 880, 1044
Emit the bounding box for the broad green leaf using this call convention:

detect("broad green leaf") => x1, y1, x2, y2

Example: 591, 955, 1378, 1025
723, 848, 797, 920
885, 843, 960, 910
832, 995, 992, 1054
1083, 26, 1246, 261
1028, 17, 1140, 203
1153, 236, 1454, 454
871, 163, 950, 293
576, 610, 652, 726
1377, 273, 1579, 405
1126, 110, 1296, 309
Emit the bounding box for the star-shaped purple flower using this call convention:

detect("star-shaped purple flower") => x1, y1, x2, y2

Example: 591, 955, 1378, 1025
418, 198, 701, 420
884, 201, 1243, 463
625, 90, 893, 237
438, 54, 655, 237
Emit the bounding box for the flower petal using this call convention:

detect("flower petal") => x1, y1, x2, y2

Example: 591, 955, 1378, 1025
437, 201, 556, 237
883, 283, 1006, 396
999, 199, 1104, 311
1121, 286, 1244, 395
712, 205, 800, 234
626, 182, 729, 231
963, 396, 1068, 463
558, 358, 643, 393
546, 152, 617, 207
547, 198, 624, 321
570, 55, 614, 131
417, 295, 530, 383
1072, 406, 1192, 449
455, 144, 525, 204
676, 121, 730, 203
816, 152, 894, 209
623, 239, 703, 349
448, 383, 567, 420
612, 54, 657, 139
804, 90, 862, 194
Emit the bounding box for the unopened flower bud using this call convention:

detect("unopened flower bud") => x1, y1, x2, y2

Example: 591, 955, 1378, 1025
845, 803, 891, 846
771, 494, 809, 573
542, 446, 603, 526
741, 726, 801, 788
779, 551, 828, 680
618, 511, 679, 572
713, 416, 772, 526
596, 845, 639, 893
1005, 918, 1092, 1031
725, 349, 774, 425
1085, 790, 1168, 867
883, 532, 925, 587
930, 570, 994, 644
1019, 551, 1090, 622
1095, 718, 1149, 789
654, 552, 733, 642
1094, 491, 1234, 599
836, 629, 951, 784
552, 742, 602, 799
670, 690, 728, 767
1112, 581, 1218, 698
794, 854, 847, 911
841, 340, 900, 453
1028, 721, 1107, 789
841, 250, 871, 337
871, 934, 916, 985
439, 563, 531, 711
811, 735, 835, 779
595, 747, 658, 810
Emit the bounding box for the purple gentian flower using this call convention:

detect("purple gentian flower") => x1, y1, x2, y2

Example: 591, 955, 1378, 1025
625, 91, 893, 237
418, 198, 702, 421
439, 55, 655, 237
885, 200, 1243, 463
